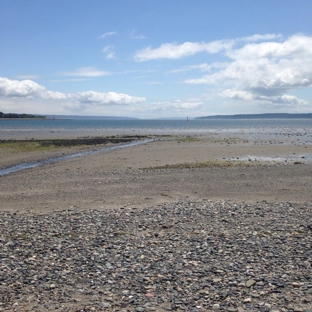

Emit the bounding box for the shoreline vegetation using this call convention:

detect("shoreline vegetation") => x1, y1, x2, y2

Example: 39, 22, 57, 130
0, 111, 46, 119
0, 135, 158, 153
0, 135, 154, 149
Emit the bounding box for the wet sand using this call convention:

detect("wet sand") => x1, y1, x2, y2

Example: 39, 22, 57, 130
0, 133, 311, 213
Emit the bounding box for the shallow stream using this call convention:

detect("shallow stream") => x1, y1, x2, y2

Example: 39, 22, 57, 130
0, 139, 155, 177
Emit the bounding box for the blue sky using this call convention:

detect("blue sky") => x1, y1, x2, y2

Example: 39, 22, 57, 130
1, 1, 312, 118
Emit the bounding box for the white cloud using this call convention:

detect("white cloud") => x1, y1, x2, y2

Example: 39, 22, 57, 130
185, 34, 312, 108
102, 46, 116, 59
130, 29, 146, 40
241, 33, 282, 42
49, 78, 89, 82
265, 95, 308, 106
134, 40, 233, 61
0, 77, 45, 97
0, 77, 146, 108
221, 90, 308, 107
42, 90, 69, 100
98, 31, 117, 39
102, 46, 112, 53
150, 100, 204, 112
17, 75, 40, 80
226, 35, 312, 60
168, 62, 229, 74
132, 34, 146, 40
170, 100, 204, 110
222, 89, 254, 101
106, 53, 115, 59
134, 34, 283, 62
59, 67, 111, 77
74, 91, 146, 105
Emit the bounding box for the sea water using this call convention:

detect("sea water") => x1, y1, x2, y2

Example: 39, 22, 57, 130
1, 118, 312, 138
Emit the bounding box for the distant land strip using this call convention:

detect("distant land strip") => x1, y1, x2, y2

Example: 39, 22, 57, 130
195, 113, 312, 119
45, 115, 139, 120
0, 112, 46, 119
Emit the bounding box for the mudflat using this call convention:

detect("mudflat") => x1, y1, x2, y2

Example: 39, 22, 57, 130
0, 134, 311, 212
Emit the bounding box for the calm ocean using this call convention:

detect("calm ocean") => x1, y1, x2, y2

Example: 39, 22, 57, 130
1, 118, 312, 141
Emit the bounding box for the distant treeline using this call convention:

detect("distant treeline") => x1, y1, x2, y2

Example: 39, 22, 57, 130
0, 112, 46, 119
195, 113, 312, 119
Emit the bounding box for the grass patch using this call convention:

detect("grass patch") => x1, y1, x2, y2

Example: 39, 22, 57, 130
175, 136, 200, 143
0, 141, 60, 153
0, 135, 157, 151
142, 160, 257, 170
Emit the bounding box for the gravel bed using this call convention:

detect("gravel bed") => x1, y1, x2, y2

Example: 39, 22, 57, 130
0, 200, 312, 312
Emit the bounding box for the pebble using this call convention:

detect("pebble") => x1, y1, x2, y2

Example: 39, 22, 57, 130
0, 200, 312, 311
246, 279, 257, 287
212, 303, 221, 310
293, 282, 301, 287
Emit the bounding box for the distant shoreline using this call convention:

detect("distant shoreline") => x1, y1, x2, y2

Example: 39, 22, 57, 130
195, 113, 312, 119
0, 112, 46, 119
1, 112, 312, 120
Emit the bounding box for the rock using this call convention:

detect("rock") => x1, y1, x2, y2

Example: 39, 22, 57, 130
246, 279, 256, 287
1, 200, 312, 311
212, 303, 221, 310
102, 302, 111, 308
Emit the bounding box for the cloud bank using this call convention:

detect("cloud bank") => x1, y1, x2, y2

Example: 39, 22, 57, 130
1, 33, 311, 117
185, 34, 312, 107
0, 77, 146, 107
134, 41, 234, 61
134, 34, 281, 61
135, 33, 311, 110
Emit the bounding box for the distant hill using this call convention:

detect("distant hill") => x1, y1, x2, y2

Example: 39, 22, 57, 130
45, 115, 139, 120
0, 112, 46, 119
195, 113, 312, 119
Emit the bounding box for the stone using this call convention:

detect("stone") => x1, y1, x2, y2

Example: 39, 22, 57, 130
292, 282, 301, 288
145, 293, 154, 298
246, 279, 256, 287
1, 201, 312, 311
102, 302, 111, 308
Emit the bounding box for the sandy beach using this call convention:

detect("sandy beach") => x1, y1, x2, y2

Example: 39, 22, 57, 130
1, 133, 312, 311
0, 133, 311, 213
